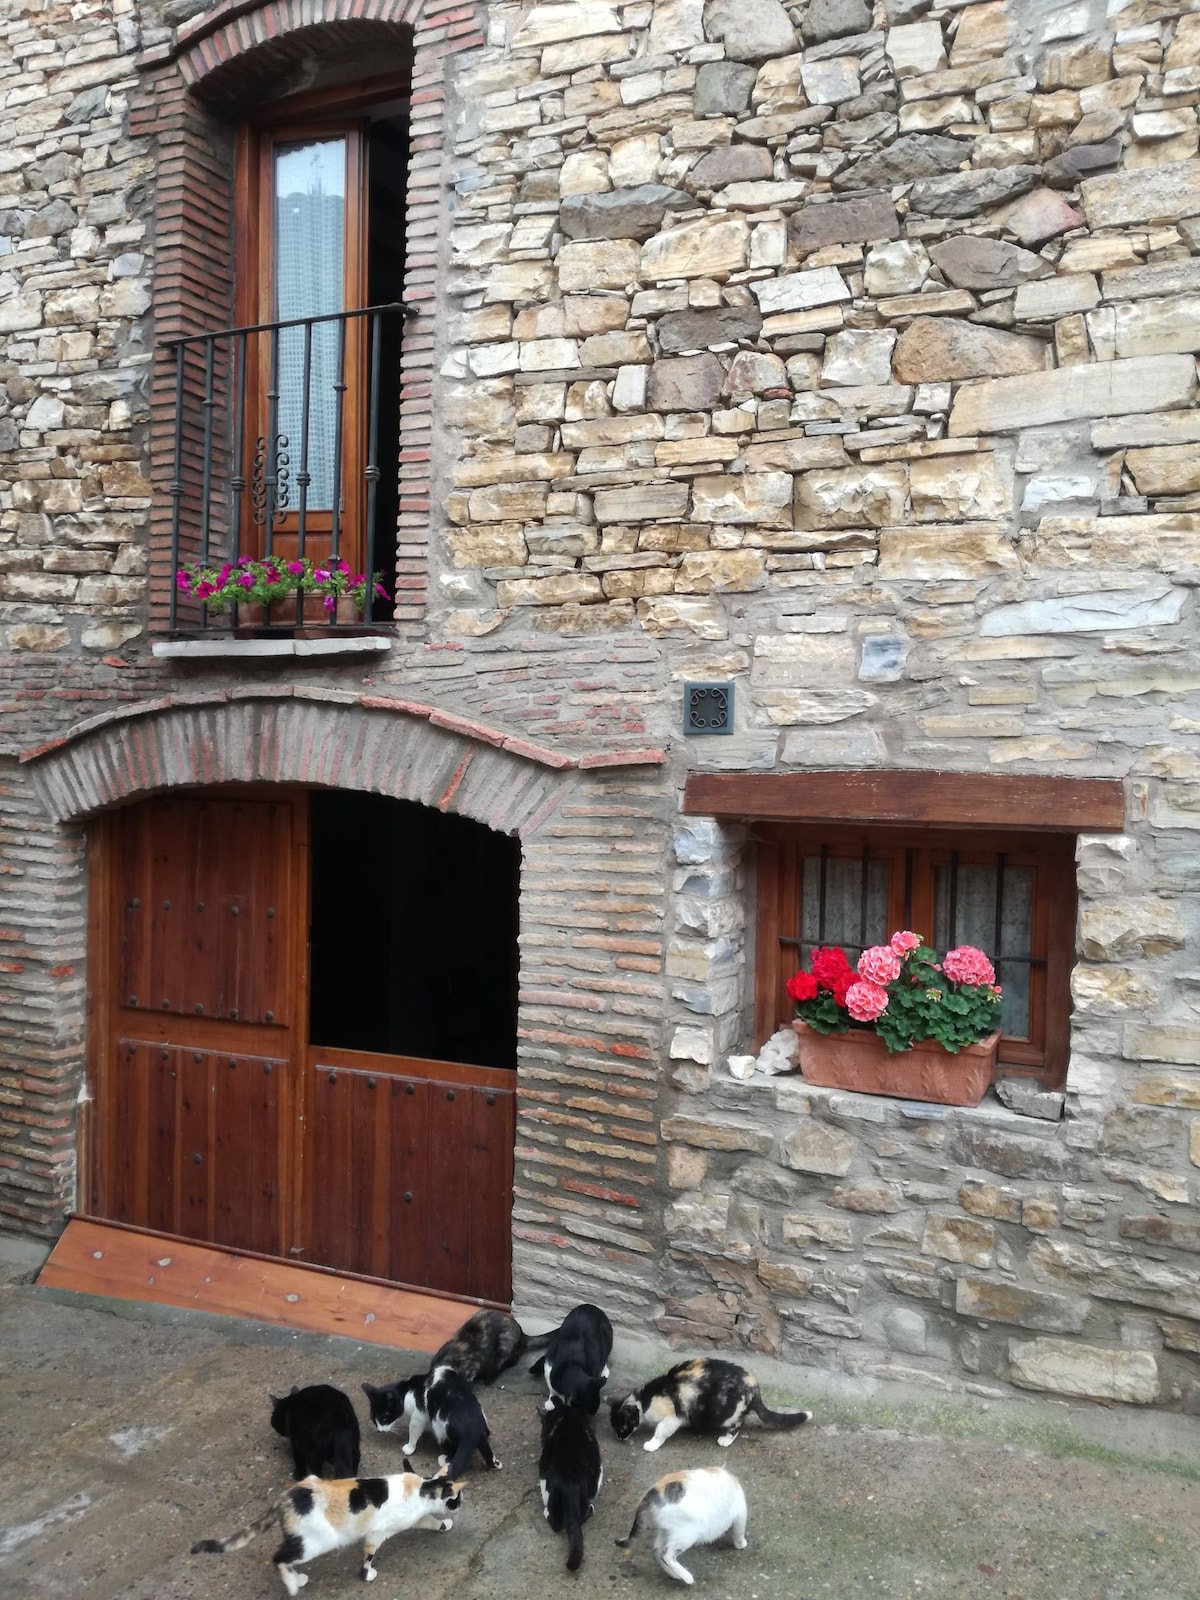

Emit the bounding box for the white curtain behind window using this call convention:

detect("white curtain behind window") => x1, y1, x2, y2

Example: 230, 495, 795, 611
935, 864, 1033, 1039
274, 139, 346, 514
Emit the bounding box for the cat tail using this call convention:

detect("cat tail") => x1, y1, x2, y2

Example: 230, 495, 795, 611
190, 1498, 280, 1556
749, 1391, 814, 1430
614, 1494, 648, 1550
522, 1327, 554, 1353
564, 1490, 585, 1573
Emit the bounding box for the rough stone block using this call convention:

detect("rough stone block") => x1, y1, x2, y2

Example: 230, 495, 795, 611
1008, 1338, 1160, 1403
894, 318, 1047, 383
780, 1120, 856, 1176
949, 356, 1196, 436
956, 1278, 1089, 1332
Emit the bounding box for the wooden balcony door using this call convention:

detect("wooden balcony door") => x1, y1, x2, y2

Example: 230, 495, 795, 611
237, 122, 368, 573
86, 790, 515, 1304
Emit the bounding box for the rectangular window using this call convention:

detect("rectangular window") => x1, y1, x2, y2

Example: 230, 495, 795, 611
755, 825, 1075, 1086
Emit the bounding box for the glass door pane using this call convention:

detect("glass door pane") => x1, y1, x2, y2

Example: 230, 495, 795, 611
274, 138, 346, 513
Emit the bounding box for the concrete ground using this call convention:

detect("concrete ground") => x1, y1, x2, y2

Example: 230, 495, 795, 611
2, 1241, 1200, 1600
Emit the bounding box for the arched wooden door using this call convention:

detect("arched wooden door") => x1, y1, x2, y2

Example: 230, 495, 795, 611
86, 789, 515, 1303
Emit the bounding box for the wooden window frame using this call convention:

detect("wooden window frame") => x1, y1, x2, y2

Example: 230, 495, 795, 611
234, 115, 369, 568
754, 823, 1077, 1088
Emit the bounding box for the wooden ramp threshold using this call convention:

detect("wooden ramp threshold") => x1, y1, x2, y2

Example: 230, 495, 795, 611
38, 1219, 470, 1353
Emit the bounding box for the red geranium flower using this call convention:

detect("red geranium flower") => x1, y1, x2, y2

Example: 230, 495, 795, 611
786, 971, 819, 1002
810, 946, 851, 990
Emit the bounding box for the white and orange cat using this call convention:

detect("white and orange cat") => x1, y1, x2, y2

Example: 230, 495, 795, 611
191, 1468, 464, 1593
615, 1466, 748, 1585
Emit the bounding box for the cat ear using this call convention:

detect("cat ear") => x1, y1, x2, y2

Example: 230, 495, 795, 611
361, 1382, 377, 1397
289, 1385, 300, 1396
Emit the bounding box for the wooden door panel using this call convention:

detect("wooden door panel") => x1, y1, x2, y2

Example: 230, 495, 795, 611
305, 1065, 355, 1271
118, 796, 289, 1025
387, 1076, 431, 1289
303, 1056, 514, 1302
426, 1084, 472, 1298
97, 1040, 288, 1252
145, 1045, 180, 1237
467, 1087, 516, 1306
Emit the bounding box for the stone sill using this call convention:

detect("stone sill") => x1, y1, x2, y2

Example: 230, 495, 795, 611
153, 636, 392, 661
716, 1069, 1064, 1136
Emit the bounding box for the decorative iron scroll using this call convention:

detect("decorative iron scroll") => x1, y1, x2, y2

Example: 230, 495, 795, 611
251, 434, 291, 524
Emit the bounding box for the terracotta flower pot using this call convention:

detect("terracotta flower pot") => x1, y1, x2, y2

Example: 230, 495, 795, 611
791, 1020, 1002, 1107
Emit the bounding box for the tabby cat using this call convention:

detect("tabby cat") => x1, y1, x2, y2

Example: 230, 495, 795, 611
431, 1308, 552, 1385
614, 1466, 747, 1586
269, 1384, 360, 1480
362, 1364, 500, 1476
191, 1469, 464, 1594
609, 1357, 812, 1450
538, 1397, 602, 1572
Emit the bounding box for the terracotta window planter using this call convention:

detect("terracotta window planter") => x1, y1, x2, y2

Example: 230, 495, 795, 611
791, 1020, 1003, 1108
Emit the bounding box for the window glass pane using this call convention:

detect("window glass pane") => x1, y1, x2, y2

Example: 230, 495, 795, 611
274, 138, 346, 511
934, 863, 1033, 1039
799, 855, 889, 963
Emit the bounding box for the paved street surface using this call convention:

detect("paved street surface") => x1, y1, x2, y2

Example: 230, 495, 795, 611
2, 1252, 1199, 1600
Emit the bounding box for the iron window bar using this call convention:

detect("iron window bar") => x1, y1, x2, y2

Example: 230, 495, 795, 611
779, 847, 1046, 976
164, 302, 414, 635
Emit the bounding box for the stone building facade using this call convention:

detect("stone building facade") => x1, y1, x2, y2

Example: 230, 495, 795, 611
3, 0, 1200, 1410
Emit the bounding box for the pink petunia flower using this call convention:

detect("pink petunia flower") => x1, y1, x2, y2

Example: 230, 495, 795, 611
941, 945, 996, 986
845, 979, 889, 1023
322, 593, 336, 611
889, 930, 922, 955
286, 560, 305, 577
858, 944, 901, 985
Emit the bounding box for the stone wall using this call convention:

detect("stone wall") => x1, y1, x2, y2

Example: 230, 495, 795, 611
3, 0, 1200, 1407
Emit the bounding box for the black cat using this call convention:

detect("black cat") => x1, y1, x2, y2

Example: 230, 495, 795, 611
362, 1364, 500, 1477
530, 1303, 613, 1416
539, 1398, 602, 1572
269, 1383, 361, 1479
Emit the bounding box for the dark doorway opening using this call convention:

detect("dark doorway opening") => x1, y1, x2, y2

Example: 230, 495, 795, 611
309, 791, 519, 1070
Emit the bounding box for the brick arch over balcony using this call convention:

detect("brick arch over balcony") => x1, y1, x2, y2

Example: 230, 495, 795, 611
19, 689, 670, 834
133, 0, 484, 634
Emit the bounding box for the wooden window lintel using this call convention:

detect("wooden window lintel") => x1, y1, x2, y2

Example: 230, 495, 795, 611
684, 770, 1125, 834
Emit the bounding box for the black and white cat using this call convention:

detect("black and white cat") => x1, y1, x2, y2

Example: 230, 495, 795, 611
614, 1466, 747, 1586
609, 1357, 812, 1451
530, 1302, 613, 1415
191, 1469, 464, 1594
362, 1364, 501, 1476
538, 1397, 602, 1572
269, 1384, 361, 1480
430, 1308, 552, 1385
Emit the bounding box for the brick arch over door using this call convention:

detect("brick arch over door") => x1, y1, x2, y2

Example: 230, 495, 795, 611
23, 693, 575, 837
133, 0, 485, 633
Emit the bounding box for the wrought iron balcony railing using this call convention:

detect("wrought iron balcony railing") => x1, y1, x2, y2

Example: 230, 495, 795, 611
163, 303, 412, 634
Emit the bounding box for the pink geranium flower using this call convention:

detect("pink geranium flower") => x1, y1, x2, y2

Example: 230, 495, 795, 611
941, 945, 996, 986
890, 930, 922, 955
858, 944, 901, 985
845, 979, 889, 1022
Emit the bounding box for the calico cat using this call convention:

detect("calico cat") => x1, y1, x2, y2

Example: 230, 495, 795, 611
361, 1363, 501, 1476
430, 1308, 552, 1385
191, 1469, 464, 1594
529, 1302, 613, 1415
538, 1397, 602, 1572
614, 1466, 747, 1586
269, 1384, 361, 1480
609, 1357, 812, 1451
